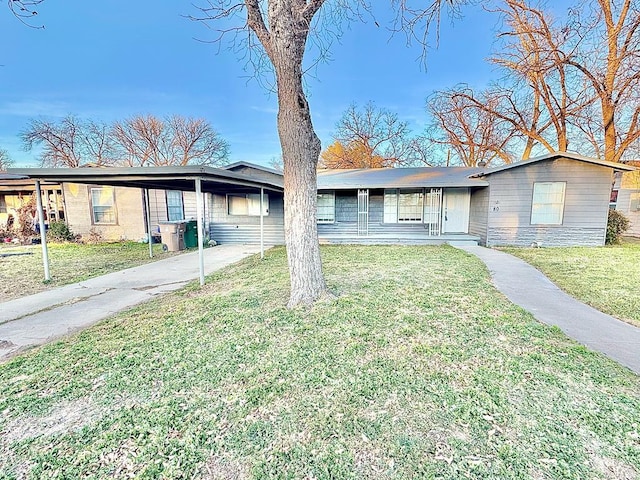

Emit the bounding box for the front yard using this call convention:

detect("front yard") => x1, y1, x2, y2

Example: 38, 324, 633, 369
0, 242, 175, 302
1, 245, 638, 479
503, 239, 640, 328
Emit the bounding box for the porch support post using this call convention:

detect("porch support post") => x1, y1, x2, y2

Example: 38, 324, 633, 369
35, 180, 51, 281
195, 178, 205, 286
260, 187, 264, 259
144, 189, 153, 258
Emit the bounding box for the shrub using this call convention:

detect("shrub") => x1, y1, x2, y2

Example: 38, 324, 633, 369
606, 209, 630, 244
13, 194, 37, 242
47, 220, 75, 242
87, 227, 103, 244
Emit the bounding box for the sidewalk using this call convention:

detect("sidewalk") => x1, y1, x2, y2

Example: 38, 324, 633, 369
458, 245, 640, 375
0, 244, 262, 361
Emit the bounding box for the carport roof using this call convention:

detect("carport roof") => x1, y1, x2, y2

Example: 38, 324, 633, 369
6, 165, 284, 193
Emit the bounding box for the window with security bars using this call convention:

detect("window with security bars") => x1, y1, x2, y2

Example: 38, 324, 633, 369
166, 190, 184, 221
398, 190, 424, 222
531, 182, 566, 225
91, 187, 116, 224
316, 192, 335, 223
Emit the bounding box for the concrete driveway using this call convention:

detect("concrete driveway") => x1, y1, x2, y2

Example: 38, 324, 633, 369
0, 244, 263, 362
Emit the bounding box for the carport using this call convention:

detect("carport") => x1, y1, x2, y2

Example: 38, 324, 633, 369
7, 166, 284, 286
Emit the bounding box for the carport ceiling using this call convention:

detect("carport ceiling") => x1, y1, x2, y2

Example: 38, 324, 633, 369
7, 166, 283, 194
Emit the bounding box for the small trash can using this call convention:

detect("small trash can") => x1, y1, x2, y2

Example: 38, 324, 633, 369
159, 221, 186, 252
184, 220, 198, 249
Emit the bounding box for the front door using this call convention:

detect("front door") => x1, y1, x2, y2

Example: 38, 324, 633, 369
443, 188, 470, 233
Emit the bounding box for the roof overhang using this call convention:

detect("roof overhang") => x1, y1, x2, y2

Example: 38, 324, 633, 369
472, 152, 637, 178
318, 167, 488, 190
6, 166, 284, 194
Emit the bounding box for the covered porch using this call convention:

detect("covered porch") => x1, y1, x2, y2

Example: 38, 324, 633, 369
316, 186, 481, 246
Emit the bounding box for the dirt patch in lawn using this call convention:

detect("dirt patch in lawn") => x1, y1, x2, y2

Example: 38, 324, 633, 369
2, 396, 104, 444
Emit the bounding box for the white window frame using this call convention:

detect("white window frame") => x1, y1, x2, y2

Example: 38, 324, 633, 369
398, 189, 424, 223
90, 187, 117, 225
316, 191, 335, 223
166, 190, 185, 221
227, 193, 269, 216
531, 182, 566, 225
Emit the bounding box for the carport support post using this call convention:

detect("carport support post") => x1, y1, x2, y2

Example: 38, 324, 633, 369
195, 177, 205, 286
34, 180, 51, 281
144, 189, 153, 259
260, 188, 264, 259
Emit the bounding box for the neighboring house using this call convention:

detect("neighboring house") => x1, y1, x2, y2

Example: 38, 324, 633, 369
62, 185, 214, 242
611, 161, 640, 237
0, 176, 65, 231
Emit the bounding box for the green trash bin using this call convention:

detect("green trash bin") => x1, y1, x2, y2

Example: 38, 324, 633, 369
184, 220, 198, 249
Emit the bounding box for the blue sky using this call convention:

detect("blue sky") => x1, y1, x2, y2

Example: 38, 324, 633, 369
0, 2, 534, 168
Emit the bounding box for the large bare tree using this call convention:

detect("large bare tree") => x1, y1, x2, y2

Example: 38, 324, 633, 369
111, 114, 229, 167
323, 102, 417, 168
427, 87, 515, 166
192, 1, 459, 307
21, 115, 116, 168
440, 0, 640, 163
566, 0, 640, 162
446, 0, 594, 160
0, 148, 14, 170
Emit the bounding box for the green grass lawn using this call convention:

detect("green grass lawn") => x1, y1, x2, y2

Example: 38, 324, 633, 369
502, 239, 640, 328
0, 242, 176, 302
1, 245, 638, 479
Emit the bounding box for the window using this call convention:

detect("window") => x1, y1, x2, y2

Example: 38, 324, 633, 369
316, 192, 335, 223
531, 182, 566, 225
0, 195, 6, 214
228, 193, 269, 216
166, 190, 184, 221
90, 187, 116, 224
398, 190, 424, 222
384, 189, 426, 223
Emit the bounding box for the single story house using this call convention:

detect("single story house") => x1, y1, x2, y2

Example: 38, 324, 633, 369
214, 152, 635, 247
6, 152, 635, 247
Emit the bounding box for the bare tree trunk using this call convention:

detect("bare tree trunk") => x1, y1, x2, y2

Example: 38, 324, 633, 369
277, 70, 327, 307
267, 1, 328, 307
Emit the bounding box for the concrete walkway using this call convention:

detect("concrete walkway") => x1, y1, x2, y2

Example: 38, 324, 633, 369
0, 244, 262, 361
458, 245, 640, 375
